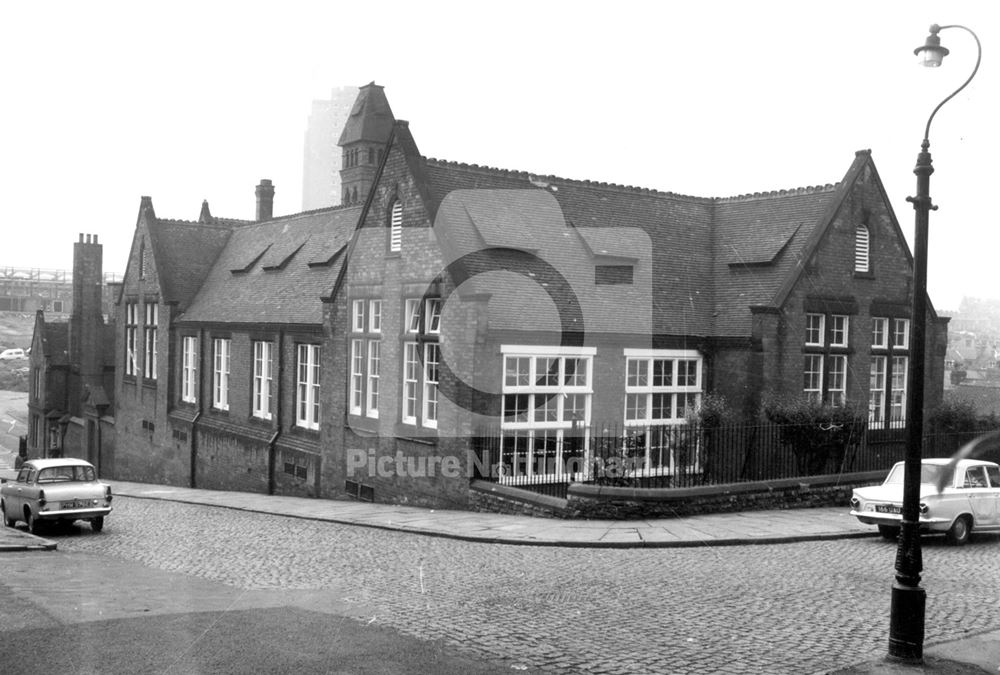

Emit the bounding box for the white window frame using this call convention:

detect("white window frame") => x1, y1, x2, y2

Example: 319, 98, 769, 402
893, 319, 910, 350
125, 301, 138, 376
869, 356, 886, 426
872, 317, 888, 349
351, 300, 365, 333
350, 298, 382, 419
366, 340, 380, 418
805, 313, 825, 347
402, 342, 419, 424
891, 355, 908, 424
405, 299, 421, 333
803, 353, 823, 403
252, 340, 274, 421
400, 297, 442, 429
143, 302, 158, 379
623, 348, 703, 476
499, 345, 595, 483
181, 336, 198, 404
350, 339, 365, 415
425, 298, 442, 334
828, 355, 847, 406
212, 338, 230, 411
830, 315, 849, 348
423, 343, 440, 428
296, 343, 321, 430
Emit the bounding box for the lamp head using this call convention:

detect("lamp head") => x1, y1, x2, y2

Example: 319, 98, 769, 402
915, 24, 949, 67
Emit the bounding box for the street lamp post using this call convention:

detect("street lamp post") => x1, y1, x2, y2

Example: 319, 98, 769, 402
888, 23, 981, 663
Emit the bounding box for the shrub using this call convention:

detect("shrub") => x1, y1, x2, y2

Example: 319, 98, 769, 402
762, 396, 867, 475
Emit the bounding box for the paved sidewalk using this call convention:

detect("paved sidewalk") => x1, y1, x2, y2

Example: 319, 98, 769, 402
108, 480, 878, 548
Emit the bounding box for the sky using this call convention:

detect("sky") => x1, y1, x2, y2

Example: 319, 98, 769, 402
1, 0, 996, 311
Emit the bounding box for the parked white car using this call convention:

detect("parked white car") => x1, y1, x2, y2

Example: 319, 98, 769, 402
0, 348, 27, 360
850, 458, 1000, 545
1, 459, 112, 533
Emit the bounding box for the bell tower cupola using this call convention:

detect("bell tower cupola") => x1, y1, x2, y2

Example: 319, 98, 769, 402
337, 82, 395, 205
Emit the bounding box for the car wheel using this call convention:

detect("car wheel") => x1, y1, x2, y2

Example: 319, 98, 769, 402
877, 525, 900, 541
91, 517, 104, 533
946, 515, 972, 546
26, 509, 41, 535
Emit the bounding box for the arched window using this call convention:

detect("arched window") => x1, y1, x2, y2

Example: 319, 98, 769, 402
344, 189, 350, 205
389, 199, 403, 253
368, 147, 375, 164
854, 224, 870, 273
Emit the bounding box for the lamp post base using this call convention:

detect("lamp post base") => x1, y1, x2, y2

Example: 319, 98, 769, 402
888, 581, 926, 662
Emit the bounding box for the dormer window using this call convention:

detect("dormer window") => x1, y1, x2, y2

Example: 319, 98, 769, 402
855, 224, 870, 273
389, 199, 402, 253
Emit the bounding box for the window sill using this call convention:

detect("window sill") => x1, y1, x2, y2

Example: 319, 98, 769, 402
394, 423, 439, 445
346, 416, 379, 437
289, 426, 320, 439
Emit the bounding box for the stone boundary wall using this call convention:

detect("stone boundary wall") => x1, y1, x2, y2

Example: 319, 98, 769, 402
469, 471, 886, 520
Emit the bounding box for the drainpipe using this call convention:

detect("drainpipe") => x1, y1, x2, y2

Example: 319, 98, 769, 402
267, 330, 284, 495
190, 328, 204, 489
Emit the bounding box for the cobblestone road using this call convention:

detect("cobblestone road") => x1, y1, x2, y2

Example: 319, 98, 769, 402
51, 497, 1000, 674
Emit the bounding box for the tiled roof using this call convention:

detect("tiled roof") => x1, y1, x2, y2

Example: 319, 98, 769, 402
40, 320, 69, 365
711, 186, 838, 336
147, 219, 232, 309
178, 205, 360, 326
418, 155, 855, 339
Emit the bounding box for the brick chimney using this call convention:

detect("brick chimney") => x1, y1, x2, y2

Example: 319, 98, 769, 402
69, 234, 104, 405
256, 179, 274, 221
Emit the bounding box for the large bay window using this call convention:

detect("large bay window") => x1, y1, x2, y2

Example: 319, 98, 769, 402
499, 346, 594, 482
624, 349, 703, 475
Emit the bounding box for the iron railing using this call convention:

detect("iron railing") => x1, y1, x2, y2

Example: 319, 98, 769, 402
470, 420, 1000, 496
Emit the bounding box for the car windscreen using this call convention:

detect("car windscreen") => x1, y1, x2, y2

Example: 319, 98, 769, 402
36, 466, 96, 483
885, 463, 950, 486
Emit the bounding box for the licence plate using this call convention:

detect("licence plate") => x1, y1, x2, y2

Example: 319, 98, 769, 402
875, 504, 901, 514
62, 500, 86, 509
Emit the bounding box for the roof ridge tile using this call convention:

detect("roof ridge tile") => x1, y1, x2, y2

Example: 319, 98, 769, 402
423, 156, 707, 201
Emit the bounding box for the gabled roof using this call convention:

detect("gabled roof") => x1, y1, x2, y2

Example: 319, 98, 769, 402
38, 318, 69, 366
146, 218, 233, 308
402, 144, 879, 339
178, 205, 360, 326
421, 158, 716, 337
710, 185, 839, 335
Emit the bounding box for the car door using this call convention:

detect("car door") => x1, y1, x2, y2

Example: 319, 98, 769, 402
982, 465, 1000, 527
5, 467, 31, 517
964, 466, 995, 527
